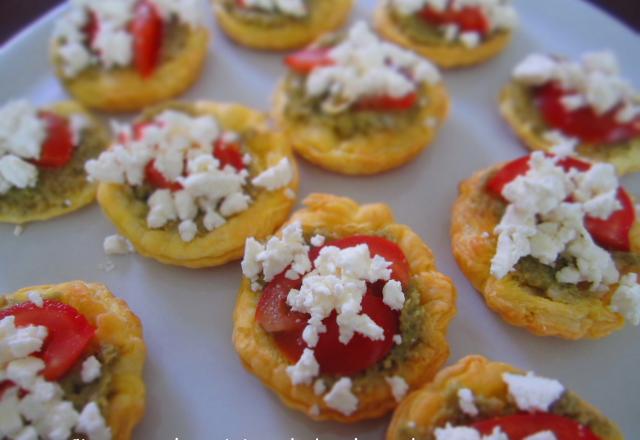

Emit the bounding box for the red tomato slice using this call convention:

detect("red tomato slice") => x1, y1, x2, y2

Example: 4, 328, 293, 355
472, 413, 600, 440
420, 5, 490, 35
214, 138, 245, 171
32, 111, 74, 168
0, 300, 96, 381
284, 48, 334, 74
310, 236, 411, 287
144, 160, 183, 191
486, 154, 635, 252
273, 288, 400, 375
355, 93, 417, 112
131, 0, 163, 78
255, 271, 307, 333
84, 11, 99, 48
535, 83, 640, 144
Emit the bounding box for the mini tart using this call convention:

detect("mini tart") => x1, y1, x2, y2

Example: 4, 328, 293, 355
212, 0, 354, 51
0, 281, 146, 440
96, 101, 299, 268
0, 101, 109, 224
51, 24, 208, 112
450, 161, 640, 339
233, 193, 457, 422
273, 79, 449, 176
387, 355, 623, 440
374, 1, 512, 69
499, 82, 640, 175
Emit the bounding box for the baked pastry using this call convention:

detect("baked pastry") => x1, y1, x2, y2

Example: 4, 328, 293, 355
0, 100, 109, 224
500, 51, 640, 175
375, 0, 517, 68
0, 281, 145, 439
234, 193, 456, 422
387, 355, 623, 440
212, 0, 354, 50
273, 21, 449, 175
51, 0, 209, 112
86, 101, 298, 268
451, 149, 640, 339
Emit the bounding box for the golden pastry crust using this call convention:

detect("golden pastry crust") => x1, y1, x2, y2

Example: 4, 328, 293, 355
0, 101, 109, 224
0, 281, 146, 440
273, 82, 450, 175
374, 2, 512, 69
499, 82, 640, 175
451, 162, 640, 339
96, 101, 299, 268
51, 27, 208, 112
233, 193, 457, 422
387, 355, 623, 440
212, 0, 354, 50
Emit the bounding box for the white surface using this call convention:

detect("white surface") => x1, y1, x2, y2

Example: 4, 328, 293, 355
0, 0, 639, 438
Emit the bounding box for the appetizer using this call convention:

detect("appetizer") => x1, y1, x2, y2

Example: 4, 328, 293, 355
387, 355, 623, 440
273, 21, 449, 175
86, 101, 298, 268
234, 193, 456, 421
451, 149, 640, 339
212, 0, 354, 50
500, 51, 640, 174
375, 0, 518, 68
0, 281, 145, 439
51, 0, 209, 112
0, 100, 109, 224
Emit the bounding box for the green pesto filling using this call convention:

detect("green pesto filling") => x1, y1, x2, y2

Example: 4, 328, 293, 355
387, 6, 504, 47
0, 122, 107, 218
506, 82, 640, 160
220, 0, 313, 26
282, 72, 426, 139
397, 390, 616, 440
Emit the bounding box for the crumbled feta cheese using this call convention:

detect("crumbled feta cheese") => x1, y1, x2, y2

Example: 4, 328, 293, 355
286, 348, 319, 385
27, 291, 43, 308
502, 372, 564, 412
385, 376, 409, 402
0, 100, 46, 161
103, 234, 133, 255
460, 31, 480, 48
610, 273, 640, 325
393, 334, 402, 345
76, 401, 111, 440
434, 424, 481, 440
178, 219, 198, 242
323, 378, 358, 416
513, 53, 557, 86
524, 431, 558, 440
0, 156, 38, 192
304, 21, 440, 114
382, 279, 405, 310
310, 234, 325, 247
313, 378, 326, 395
251, 158, 293, 191
81, 356, 102, 383
457, 388, 479, 416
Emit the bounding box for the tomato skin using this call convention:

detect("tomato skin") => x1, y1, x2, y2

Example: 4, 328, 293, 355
284, 48, 334, 74
144, 160, 183, 191
31, 111, 75, 168
355, 93, 418, 112
472, 413, 600, 440
535, 83, 640, 144
214, 138, 245, 171
255, 272, 307, 333
486, 154, 635, 252
131, 0, 164, 78
84, 11, 99, 48
0, 300, 96, 381
420, 5, 490, 34
273, 289, 400, 375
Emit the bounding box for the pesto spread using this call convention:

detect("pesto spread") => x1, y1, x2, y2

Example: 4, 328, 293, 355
0, 119, 106, 218
221, 0, 313, 26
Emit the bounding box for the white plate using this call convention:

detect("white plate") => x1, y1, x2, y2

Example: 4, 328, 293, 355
1, 0, 639, 438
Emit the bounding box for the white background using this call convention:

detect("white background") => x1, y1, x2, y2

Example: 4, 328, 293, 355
0, 0, 638, 438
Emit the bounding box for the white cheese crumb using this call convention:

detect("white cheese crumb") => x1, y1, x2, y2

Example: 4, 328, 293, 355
313, 378, 326, 396
63, 199, 72, 207
103, 234, 133, 255
382, 279, 405, 311
512, 53, 556, 86
27, 291, 43, 308
385, 376, 409, 402
435, 424, 481, 440
323, 378, 358, 416
178, 219, 198, 242
76, 401, 111, 440
610, 273, 640, 325
81, 355, 102, 383
310, 234, 325, 247
251, 158, 293, 191
523, 431, 558, 440
459, 31, 480, 48
502, 372, 564, 412
13, 225, 24, 237
393, 334, 402, 345
285, 348, 319, 385
457, 388, 479, 416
